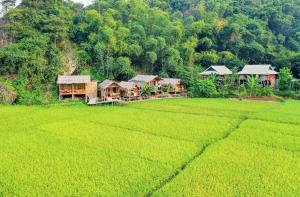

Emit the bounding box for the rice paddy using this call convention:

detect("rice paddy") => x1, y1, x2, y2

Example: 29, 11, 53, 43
0, 98, 299, 196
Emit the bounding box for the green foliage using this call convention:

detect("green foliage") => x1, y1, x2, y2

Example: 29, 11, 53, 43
218, 70, 239, 97
239, 76, 275, 98
0, 35, 63, 104
162, 83, 173, 93
141, 83, 156, 97
278, 67, 293, 91
0, 77, 17, 104
1, 0, 300, 104
245, 75, 261, 97
190, 79, 217, 98
0, 1, 72, 104
111, 57, 136, 81
258, 87, 274, 97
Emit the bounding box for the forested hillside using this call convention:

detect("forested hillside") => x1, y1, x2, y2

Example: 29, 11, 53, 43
0, 0, 300, 104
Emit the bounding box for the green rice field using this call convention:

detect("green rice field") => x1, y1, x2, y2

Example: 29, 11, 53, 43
0, 99, 300, 196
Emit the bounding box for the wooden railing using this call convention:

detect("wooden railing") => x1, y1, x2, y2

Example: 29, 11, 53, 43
107, 93, 120, 97
59, 89, 86, 95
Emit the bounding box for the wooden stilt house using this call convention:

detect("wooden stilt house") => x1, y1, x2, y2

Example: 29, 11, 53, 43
119, 81, 140, 100
57, 75, 97, 102
159, 78, 185, 94
98, 80, 121, 101
129, 75, 162, 94
238, 65, 278, 88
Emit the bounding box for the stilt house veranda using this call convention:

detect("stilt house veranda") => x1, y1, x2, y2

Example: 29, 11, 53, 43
57, 75, 97, 101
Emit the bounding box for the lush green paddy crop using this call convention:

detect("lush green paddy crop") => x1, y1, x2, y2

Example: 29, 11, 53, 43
0, 99, 299, 196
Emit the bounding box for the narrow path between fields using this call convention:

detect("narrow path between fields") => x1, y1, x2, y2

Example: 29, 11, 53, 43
145, 117, 248, 196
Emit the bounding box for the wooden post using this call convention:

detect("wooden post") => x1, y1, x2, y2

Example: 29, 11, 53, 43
58, 85, 61, 101
72, 84, 74, 99
85, 84, 87, 103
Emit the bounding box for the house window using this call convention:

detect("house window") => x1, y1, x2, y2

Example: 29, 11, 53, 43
113, 87, 117, 93
76, 84, 85, 90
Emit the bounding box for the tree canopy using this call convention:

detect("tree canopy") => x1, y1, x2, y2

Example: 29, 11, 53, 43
0, 0, 300, 103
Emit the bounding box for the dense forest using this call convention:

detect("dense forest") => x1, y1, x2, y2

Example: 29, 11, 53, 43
0, 0, 300, 104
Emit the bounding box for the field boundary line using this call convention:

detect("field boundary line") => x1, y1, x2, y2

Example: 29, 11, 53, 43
145, 117, 248, 196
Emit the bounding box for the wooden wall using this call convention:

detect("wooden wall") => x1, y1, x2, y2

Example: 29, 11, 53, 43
86, 81, 97, 99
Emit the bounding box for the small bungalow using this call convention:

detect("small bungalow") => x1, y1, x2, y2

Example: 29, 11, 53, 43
129, 75, 162, 93
98, 80, 121, 101
199, 65, 232, 79
238, 65, 278, 88
159, 78, 184, 94
119, 81, 140, 100
57, 75, 97, 102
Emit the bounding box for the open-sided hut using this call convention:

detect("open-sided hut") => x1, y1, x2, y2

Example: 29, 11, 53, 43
119, 81, 140, 100
57, 75, 97, 102
99, 80, 121, 101
199, 65, 232, 79
159, 78, 184, 93
238, 65, 278, 88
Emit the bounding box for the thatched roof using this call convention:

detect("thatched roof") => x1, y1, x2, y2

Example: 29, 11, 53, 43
200, 65, 232, 76
238, 65, 278, 75
57, 75, 91, 84
129, 75, 161, 83
160, 78, 181, 86
99, 80, 120, 89
119, 81, 138, 89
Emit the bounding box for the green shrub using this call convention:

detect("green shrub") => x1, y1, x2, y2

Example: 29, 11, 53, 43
162, 84, 173, 93
278, 67, 293, 91
141, 83, 156, 97
190, 79, 217, 98
245, 75, 260, 97
14, 78, 57, 105
0, 78, 17, 104
258, 87, 274, 97
275, 90, 297, 98
239, 84, 248, 98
